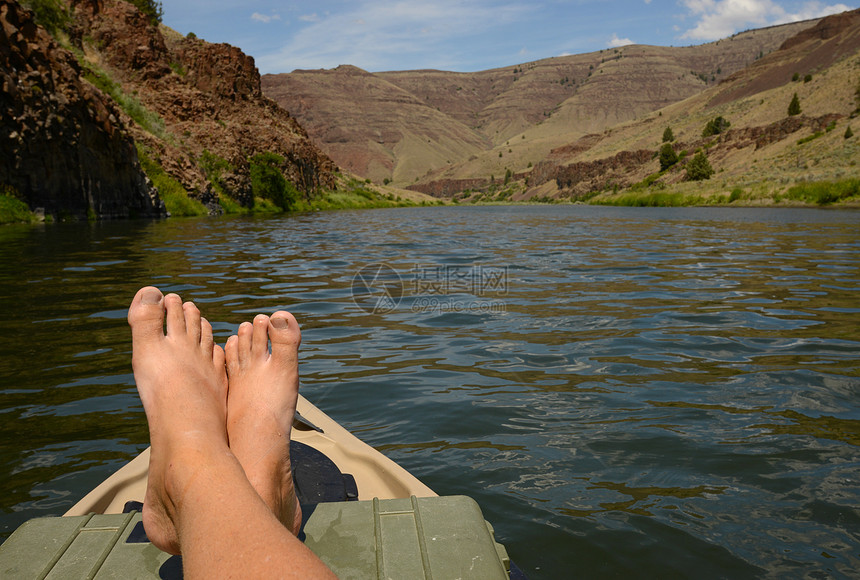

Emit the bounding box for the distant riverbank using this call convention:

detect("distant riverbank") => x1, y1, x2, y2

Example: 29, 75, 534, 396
4, 176, 858, 225
0, 175, 443, 225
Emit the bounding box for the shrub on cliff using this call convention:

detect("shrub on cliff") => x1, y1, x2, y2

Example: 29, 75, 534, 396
662, 127, 675, 143
250, 153, 300, 211
702, 116, 730, 138
659, 143, 678, 171
685, 151, 714, 181
22, 0, 70, 36
788, 93, 802, 116
0, 189, 35, 224
128, 0, 163, 25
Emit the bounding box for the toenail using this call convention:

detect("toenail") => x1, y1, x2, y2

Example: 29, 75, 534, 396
271, 317, 288, 329
141, 288, 162, 305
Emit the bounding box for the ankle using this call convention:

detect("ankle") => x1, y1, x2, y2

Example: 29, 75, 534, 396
162, 444, 236, 504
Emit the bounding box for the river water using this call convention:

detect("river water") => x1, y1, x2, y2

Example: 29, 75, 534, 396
0, 205, 858, 578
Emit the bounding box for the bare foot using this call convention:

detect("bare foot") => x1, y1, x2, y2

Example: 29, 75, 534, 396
225, 312, 303, 535
128, 287, 229, 555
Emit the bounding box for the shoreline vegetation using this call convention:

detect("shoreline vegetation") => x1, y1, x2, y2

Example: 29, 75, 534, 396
0, 172, 447, 225
3, 176, 858, 225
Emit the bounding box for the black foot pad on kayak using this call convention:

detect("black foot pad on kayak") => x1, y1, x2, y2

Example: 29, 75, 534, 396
290, 440, 358, 504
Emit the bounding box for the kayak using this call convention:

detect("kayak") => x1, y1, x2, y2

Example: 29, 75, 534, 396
65, 394, 437, 514
0, 395, 525, 579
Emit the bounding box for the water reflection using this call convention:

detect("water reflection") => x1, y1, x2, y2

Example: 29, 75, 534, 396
0, 206, 858, 578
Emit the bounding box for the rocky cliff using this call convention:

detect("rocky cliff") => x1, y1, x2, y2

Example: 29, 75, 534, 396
0, 0, 162, 219
69, 0, 336, 211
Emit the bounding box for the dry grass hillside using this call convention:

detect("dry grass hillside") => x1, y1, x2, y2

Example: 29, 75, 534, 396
510, 9, 860, 206
262, 18, 819, 186
262, 65, 490, 184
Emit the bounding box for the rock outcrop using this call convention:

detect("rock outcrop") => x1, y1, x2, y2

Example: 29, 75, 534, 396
1, 0, 337, 219
553, 150, 655, 198
70, 0, 337, 209
0, 0, 162, 219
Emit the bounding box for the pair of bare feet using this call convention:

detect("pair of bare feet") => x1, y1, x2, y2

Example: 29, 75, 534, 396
128, 286, 304, 558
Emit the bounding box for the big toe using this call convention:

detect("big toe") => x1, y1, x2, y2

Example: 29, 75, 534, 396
128, 287, 165, 341
269, 312, 301, 362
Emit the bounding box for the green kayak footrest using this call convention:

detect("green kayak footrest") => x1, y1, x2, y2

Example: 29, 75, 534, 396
0, 496, 511, 579
302, 495, 511, 579
0, 511, 172, 579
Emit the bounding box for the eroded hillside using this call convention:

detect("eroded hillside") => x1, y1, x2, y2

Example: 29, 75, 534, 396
262, 65, 490, 186
415, 9, 860, 206
262, 19, 820, 187
521, 9, 860, 204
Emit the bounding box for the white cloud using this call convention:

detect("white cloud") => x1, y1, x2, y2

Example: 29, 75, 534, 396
778, 1, 852, 21
679, 0, 853, 41
251, 12, 280, 24
256, 0, 532, 73
299, 13, 320, 23
608, 33, 635, 47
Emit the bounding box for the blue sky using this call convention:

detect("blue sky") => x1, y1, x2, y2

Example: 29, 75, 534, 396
158, 1, 857, 74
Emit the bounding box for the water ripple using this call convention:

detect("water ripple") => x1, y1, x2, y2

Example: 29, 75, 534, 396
0, 207, 858, 578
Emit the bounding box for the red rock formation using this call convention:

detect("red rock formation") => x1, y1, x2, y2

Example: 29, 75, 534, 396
407, 178, 491, 198
781, 9, 857, 50
554, 150, 655, 197
70, 0, 337, 209
719, 114, 843, 150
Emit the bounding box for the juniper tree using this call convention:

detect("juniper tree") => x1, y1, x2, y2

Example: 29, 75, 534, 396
662, 127, 675, 143
659, 143, 678, 171
686, 151, 714, 181
702, 116, 730, 138
128, 0, 164, 25
788, 93, 802, 116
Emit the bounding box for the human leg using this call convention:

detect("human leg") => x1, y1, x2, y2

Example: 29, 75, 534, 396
225, 312, 303, 534
128, 287, 335, 578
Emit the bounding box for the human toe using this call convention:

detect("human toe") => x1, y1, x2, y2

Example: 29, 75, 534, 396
236, 321, 254, 362
250, 314, 270, 356
201, 317, 215, 354
269, 312, 301, 363
183, 301, 202, 344
128, 287, 165, 341
164, 294, 187, 337
269, 312, 300, 344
